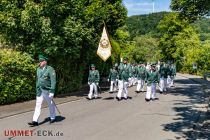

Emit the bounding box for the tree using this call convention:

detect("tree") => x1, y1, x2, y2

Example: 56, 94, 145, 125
0, 0, 127, 94
130, 35, 160, 63
158, 12, 200, 70
171, 0, 210, 21
126, 12, 170, 39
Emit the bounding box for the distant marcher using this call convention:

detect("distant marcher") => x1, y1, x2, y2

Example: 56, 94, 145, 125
145, 63, 159, 102
159, 62, 169, 93
108, 64, 119, 93
87, 64, 100, 100
28, 54, 56, 127
136, 62, 147, 93
117, 57, 131, 100
170, 64, 176, 87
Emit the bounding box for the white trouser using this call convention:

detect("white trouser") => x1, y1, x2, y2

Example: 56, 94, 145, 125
146, 83, 156, 99
134, 78, 138, 85
132, 77, 137, 85
33, 90, 56, 122
88, 83, 98, 99
136, 79, 145, 91
167, 76, 172, 87
128, 78, 132, 87
117, 80, 128, 99
110, 80, 117, 92
171, 76, 175, 86
159, 77, 167, 92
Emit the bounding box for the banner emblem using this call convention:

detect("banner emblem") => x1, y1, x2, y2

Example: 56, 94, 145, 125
97, 26, 111, 61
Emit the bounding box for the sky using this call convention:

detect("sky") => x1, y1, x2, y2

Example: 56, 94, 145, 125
123, 0, 171, 16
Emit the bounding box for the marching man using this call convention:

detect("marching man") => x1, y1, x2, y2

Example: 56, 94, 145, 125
28, 54, 56, 126
136, 62, 147, 93
170, 63, 176, 87
108, 64, 119, 93
116, 57, 131, 100
159, 61, 169, 93
145, 63, 159, 102
87, 64, 100, 100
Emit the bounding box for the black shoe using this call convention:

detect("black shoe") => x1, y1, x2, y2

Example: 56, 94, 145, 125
123, 97, 128, 100
160, 91, 163, 94
145, 98, 150, 102
86, 97, 92, 100
116, 97, 121, 101
109, 91, 113, 93
28, 121, 38, 126
50, 119, 56, 124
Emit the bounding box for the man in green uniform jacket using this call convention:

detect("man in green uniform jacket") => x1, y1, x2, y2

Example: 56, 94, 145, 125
28, 54, 56, 126
159, 62, 169, 93
145, 63, 159, 102
116, 57, 131, 100
108, 64, 119, 93
169, 63, 176, 87
136, 62, 147, 93
87, 64, 100, 100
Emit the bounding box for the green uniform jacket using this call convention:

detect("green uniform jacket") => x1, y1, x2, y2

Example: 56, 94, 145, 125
108, 69, 119, 81
36, 65, 56, 97
136, 66, 146, 80
146, 70, 159, 86
159, 65, 169, 78
118, 63, 131, 82
88, 70, 100, 84
129, 66, 136, 77
171, 67, 176, 76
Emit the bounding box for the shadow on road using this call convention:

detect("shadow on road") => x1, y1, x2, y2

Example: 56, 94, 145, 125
39, 115, 66, 126
161, 78, 209, 140
56, 81, 110, 98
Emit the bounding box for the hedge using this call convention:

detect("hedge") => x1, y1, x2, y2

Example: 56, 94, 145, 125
0, 49, 36, 104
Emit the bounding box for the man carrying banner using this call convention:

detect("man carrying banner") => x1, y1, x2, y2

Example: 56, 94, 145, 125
87, 64, 100, 100
116, 57, 131, 101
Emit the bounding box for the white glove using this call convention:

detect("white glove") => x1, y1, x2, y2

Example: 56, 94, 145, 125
88, 82, 90, 85
49, 93, 54, 98
96, 83, 99, 86
107, 79, 109, 82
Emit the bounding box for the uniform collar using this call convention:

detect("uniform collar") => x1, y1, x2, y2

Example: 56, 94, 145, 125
40, 64, 47, 70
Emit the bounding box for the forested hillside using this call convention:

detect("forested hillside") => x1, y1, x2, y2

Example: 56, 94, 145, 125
126, 12, 210, 74
127, 12, 210, 41
126, 12, 170, 39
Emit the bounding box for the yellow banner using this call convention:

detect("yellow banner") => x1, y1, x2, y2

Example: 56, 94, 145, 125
97, 26, 111, 61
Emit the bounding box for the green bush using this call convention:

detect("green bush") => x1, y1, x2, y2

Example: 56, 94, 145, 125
0, 49, 36, 104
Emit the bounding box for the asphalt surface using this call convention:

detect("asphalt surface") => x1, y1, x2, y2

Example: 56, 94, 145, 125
0, 75, 208, 140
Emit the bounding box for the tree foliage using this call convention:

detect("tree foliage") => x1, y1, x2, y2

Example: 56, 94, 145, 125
130, 35, 160, 63
0, 49, 36, 104
191, 18, 210, 42
171, 0, 210, 21
0, 0, 127, 95
126, 12, 170, 39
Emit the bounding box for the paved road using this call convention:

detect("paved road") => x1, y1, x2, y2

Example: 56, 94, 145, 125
0, 75, 207, 140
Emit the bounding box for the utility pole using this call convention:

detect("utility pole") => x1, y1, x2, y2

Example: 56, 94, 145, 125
152, 0, 155, 13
